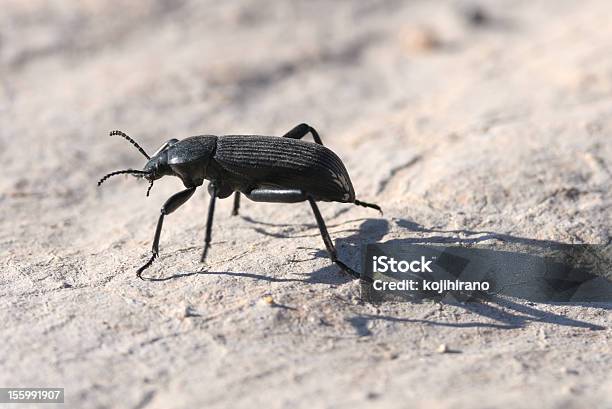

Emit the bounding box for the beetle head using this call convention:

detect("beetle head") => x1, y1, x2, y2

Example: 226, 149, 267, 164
98, 131, 178, 197
143, 139, 179, 181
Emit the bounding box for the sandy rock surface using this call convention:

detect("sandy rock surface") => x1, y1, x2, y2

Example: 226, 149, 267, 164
1, 1, 610, 408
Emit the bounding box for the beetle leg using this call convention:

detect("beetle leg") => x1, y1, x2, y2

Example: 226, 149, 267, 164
137, 187, 196, 279
244, 189, 363, 281
306, 196, 361, 280
246, 188, 306, 203
201, 183, 218, 262
282, 123, 323, 145
354, 199, 383, 215
231, 192, 240, 216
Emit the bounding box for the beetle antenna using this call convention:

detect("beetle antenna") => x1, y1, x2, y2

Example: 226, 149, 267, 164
146, 179, 154, 197
110, 130, 151, 160
98, 169, 149, 187
354, 199, 383, 215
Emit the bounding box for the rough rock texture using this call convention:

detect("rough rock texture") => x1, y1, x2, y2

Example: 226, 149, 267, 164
1, 1, 610, 408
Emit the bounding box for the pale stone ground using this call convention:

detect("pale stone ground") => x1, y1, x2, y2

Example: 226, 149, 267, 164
0, 1, 610, 408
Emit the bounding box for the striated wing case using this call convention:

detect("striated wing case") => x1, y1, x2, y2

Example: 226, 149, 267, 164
213, 135, 355, 202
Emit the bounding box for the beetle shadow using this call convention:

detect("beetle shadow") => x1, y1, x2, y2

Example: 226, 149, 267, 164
144, 267, 304, 284
239, 214, 370, 239
347, 294, 606, 335
304, 217, 608, 332
345, 217, 610, 332
393, 219, 572, 248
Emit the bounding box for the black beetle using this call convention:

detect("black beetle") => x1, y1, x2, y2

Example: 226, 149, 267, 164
98, 123, 381, 280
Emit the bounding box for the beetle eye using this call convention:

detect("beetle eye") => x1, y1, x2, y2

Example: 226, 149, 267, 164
152, 138, 179, 157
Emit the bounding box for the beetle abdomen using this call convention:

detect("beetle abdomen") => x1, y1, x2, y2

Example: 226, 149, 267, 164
214, 135, 355, 202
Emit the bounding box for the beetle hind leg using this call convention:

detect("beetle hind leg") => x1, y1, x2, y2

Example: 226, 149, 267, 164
307, 196, 363, 281
246, 189, 306, 203
244, 188, 364, 281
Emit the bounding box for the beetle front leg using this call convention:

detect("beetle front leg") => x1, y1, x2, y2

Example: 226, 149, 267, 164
137, 187, 196, 279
